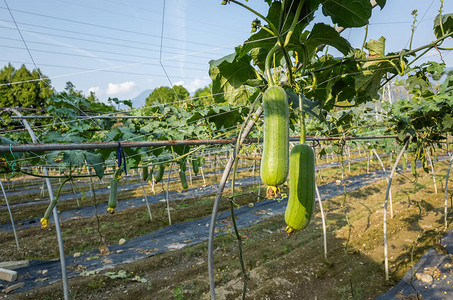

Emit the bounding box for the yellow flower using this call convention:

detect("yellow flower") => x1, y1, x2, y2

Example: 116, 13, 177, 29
40, 218, 49, 229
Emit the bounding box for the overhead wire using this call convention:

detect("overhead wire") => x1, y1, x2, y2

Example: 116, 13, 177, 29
100, 0, 246, 34
0, 44, 211, 71
0, 38, 268, 87
158, 0, 179, 103
0, 6, 224, 48
57, 0, 247, 41
0, 59, 206, 79
0, 21, 218, 59
0, 27, 215, 60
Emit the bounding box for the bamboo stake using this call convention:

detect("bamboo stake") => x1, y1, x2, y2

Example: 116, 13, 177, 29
426, 149, 438, 194
315, 184, 327, 259
372, 150, 393, 219
165, 163, 173, 225
445, 155, 453, 229
383, 136, 411, 281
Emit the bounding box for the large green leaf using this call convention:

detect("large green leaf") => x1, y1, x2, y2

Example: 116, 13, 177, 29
442, 114, 453, 129
406, 75, 430, 92
439, 75, 453, 94
304, 23, 352, 56
434, 13, 453, 39
209, 48, 258, 105
365, 36, 386, 57
85, 152, 105, 179
61, 151, 86, 169
354, 60, 393, 100
321, 0, 372, 28
286, 88, 326, 121
45, 131, 84, 143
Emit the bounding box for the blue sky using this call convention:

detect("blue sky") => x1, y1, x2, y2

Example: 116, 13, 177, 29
0, 0, 452, 104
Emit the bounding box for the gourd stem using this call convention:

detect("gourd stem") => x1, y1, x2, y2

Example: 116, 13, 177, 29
43, 177, 71, 220
278, 0, 285, 32
280, 1, 303, 85
299, 93, 306, 144
265, 43, 280, 86
438, 0, 445, 38
361, 24, 368, 53
283, 0, 303, 47
230, 0, 297, 85
229, 199, 248, 300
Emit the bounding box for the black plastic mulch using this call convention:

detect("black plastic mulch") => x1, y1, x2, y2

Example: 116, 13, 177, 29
376, 230, 453, 299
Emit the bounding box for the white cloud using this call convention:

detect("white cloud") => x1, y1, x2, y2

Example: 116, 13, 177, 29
171, 78, 210, 93
106, 81, 136, 96
185, 78, 210, 93
88, 86, 103, 96
88, 81, 138, 104
173, 77, 211, 93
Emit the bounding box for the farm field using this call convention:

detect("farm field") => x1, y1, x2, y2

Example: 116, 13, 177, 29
1, 0, 453, 299
0, 154, 447, 299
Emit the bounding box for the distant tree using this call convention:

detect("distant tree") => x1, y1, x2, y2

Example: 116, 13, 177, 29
193, 84, 214, 106
173, 85, 190, 101
0, 63, 53, 108
63, 81, 84, 98
87, 91, 97, 104
145, 85, 190, 107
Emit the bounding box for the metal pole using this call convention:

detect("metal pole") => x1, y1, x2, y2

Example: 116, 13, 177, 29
0, 180, 20, 251
11, 109, 69, 300
10, 115, 159, 119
